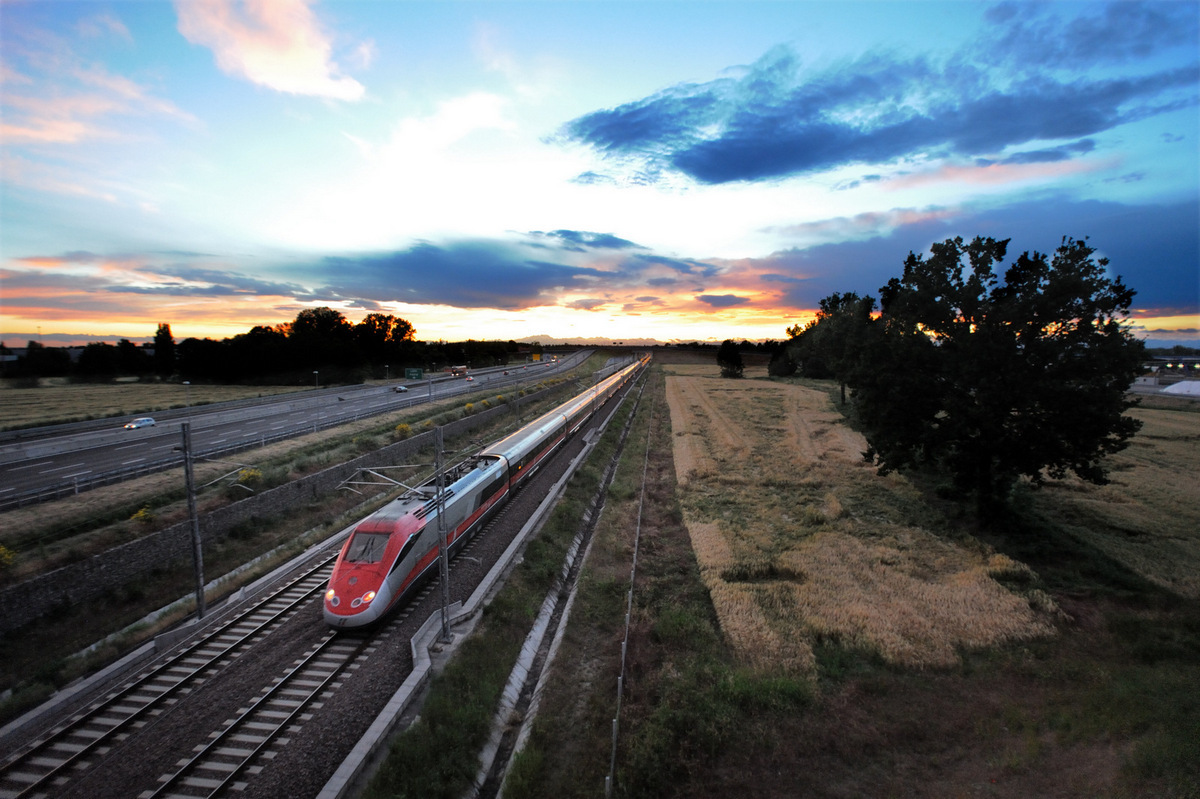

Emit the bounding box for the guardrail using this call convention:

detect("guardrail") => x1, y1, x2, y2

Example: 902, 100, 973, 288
0, 353, 593, 512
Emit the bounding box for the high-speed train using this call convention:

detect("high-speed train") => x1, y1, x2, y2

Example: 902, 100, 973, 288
323, 357, 647, 629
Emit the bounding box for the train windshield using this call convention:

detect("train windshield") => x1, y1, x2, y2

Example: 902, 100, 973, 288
345, 531, 390, 564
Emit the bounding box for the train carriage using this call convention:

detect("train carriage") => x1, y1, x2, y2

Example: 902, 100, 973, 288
323, 356, 646, 629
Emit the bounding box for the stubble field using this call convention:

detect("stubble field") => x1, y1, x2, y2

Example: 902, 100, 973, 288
665, 363, 1061, 671
516, 354, 1200, 798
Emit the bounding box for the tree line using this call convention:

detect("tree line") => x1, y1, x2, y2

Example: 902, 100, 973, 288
768, 235, 1148, 518
3, 309, 540, 385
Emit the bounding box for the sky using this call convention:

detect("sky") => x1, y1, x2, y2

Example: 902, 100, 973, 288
1, 0, 1198, 349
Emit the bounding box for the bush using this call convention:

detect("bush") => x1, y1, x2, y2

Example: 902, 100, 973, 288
352, 435, 380, 453
131, 506, 156, 526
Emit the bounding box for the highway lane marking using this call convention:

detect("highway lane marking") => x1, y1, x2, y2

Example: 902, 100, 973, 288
7, 461, 53, 472
122, 458, 146, 465
40, 462, 86, 474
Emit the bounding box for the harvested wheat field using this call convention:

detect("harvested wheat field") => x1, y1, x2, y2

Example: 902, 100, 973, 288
1027, 403, 1200, 599
663, 363, 1057, 671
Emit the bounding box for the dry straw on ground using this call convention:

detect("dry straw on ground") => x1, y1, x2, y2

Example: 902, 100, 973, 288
663, 363, 1057, 671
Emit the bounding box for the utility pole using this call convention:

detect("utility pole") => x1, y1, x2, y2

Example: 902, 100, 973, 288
435, 426, 451, 643
180, 421, 206, 619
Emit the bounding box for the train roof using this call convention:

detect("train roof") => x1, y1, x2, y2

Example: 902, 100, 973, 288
357, 454, 502, 530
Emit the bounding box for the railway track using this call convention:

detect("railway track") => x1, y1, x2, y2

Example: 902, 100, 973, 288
0, 557, 335, 799
140, 631, 360, 799
0, 479, 522, 799
0, 363, 641, 799
141, 526, 499, 799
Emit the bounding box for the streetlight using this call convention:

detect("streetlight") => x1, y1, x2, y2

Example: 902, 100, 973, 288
385, 364, 389, 382
183, 381, 192, 419
313, 370, 319, 389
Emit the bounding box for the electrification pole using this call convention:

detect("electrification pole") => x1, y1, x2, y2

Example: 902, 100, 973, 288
435, 426, 451, 642
181, 421, 206, 619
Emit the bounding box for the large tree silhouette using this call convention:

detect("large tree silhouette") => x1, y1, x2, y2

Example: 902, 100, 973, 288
849, 236, 1144, 517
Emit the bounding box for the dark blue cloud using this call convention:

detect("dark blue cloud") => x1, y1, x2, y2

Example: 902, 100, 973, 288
318, 241, 606, 310
561, 4, 1199, 184
976, 139, 1096, 166
985, 1, 1199, 69
761, 197, 1199, 316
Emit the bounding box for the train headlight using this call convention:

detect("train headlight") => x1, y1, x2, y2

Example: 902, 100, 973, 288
362, 591, 376, 603
326, 589, 339, 607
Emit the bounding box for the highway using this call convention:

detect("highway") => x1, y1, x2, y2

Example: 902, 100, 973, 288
0, 357, 578, 510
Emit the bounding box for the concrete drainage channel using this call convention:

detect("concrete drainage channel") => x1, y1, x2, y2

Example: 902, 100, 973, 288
319, 369, 648, 799
470, 375, 647, 798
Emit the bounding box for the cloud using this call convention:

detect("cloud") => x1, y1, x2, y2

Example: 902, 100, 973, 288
975, 139, 1096, 166
319, 241, 607, 310
7, 252, 310, 298
570, 171, 617, 186
697, 294, 750, 308
6, 195, 1192, 344
527, 230, 646, 252
752, 196, 1200, 315
566, 298, 608, 311
76, 12, 133, 42
766, 207, 959, 244
0, 45, 194, 145
984, 1, 1199, 69
560, 5, 1199, 185
883, 156, 1116, 190
174, 0, 365, 100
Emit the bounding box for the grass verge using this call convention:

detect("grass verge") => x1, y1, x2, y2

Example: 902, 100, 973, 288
361, 369, 643, 799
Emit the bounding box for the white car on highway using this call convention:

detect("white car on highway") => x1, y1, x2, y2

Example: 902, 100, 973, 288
123, 417, 156, 429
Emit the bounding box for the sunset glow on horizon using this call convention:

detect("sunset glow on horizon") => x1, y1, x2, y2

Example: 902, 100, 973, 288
3, 1, 1197, 351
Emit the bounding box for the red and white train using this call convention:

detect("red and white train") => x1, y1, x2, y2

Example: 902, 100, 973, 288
323, 356, 647, 629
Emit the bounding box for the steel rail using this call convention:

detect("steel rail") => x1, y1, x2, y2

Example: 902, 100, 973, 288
0, 555, 336, 799
141, 631, 360, 799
